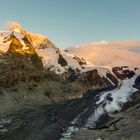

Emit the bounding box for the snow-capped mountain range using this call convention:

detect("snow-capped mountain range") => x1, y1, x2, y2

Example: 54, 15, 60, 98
0, 23, 139, 83
0, 22, 140, 114
0, 23, 139, 77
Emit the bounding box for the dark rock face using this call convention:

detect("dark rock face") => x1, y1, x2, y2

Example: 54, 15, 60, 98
67, 69, 78, 81
36, 39, 56, 50
95, 113, 114, 129
73, 56, 86, 65
122, 90, 140, 111
77, 69, 114, 90
61, 68, 79, 82
134, 75, 140, 90
58, 54, 68, 67
106, 72, 119, 86
113, 66, 135, 80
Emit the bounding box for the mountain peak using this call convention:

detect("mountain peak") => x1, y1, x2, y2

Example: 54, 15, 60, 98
0, 22, 87, 74
8, 22, 24, 33
1, 23, 37, 55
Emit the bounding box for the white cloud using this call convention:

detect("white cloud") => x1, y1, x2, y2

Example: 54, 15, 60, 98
69, 41, 140, 67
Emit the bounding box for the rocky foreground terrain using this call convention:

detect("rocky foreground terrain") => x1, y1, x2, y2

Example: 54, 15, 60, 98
0, 24, 140, 140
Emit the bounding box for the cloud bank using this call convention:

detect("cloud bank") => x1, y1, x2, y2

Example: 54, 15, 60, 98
69, 41, 140, 67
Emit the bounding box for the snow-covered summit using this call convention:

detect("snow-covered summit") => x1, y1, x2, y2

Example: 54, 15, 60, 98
0, 23, 139, 78
0, 24, 36, 55
0, 23, 87, 74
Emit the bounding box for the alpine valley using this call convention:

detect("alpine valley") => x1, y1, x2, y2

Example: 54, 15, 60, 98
0, 23, 140, 140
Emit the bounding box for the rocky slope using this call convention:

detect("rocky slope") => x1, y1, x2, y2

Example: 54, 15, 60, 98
70, 90, 140, 140
1, 71, 139, 140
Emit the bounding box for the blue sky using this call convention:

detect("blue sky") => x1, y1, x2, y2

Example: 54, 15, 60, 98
0, 0, 140, 48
